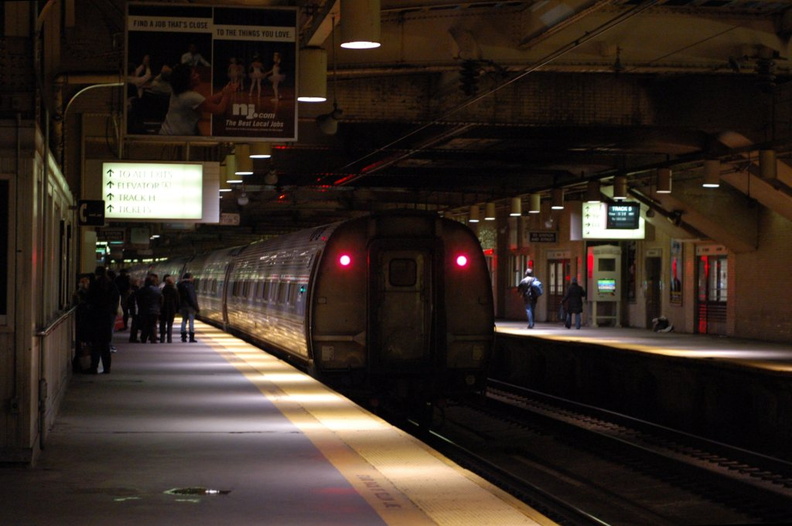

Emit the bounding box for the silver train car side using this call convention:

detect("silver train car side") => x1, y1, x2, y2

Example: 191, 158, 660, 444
137, 211, 494, 403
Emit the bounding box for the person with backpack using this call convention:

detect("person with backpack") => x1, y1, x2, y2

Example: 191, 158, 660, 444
517, 267, 543, 329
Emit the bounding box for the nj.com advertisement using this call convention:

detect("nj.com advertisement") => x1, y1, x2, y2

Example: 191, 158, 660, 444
125, 3, 297, 141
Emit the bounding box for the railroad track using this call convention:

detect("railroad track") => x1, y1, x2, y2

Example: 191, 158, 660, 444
413, 380, 792, 525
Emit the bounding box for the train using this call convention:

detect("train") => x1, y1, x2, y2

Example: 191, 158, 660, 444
129, 210, 495, 408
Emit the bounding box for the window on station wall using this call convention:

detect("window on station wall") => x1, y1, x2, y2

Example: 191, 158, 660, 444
510, 254, 531, 287
0, 180, 7, 319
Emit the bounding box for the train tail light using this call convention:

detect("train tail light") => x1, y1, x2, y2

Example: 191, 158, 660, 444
338, 254, 352, 267
455, 254, 469, 268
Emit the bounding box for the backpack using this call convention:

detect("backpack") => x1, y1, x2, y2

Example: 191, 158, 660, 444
531, 278, 544, 298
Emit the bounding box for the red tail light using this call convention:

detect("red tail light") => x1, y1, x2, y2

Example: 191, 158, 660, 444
455, 254, 469, 268
338, 254, 352, 267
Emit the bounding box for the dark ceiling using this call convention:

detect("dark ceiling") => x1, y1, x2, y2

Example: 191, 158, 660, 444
54, 0, 792, 249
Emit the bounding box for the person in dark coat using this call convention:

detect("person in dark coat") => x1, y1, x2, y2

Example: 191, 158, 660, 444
136, 275, 162, 344
177, 273, 200, 342
516, 268, 540, 329
114, 268, 132, 330
561, 277, 586, 330
72, 273, 93, 372
127, 278, 141, 342
86, 266, 120, 374
160, 275, 180, 343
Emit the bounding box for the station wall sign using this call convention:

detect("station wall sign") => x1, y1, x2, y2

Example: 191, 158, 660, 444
77, 199, 106, 226
102, 162, 203, 220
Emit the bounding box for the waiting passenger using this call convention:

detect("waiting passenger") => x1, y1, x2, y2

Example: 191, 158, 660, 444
160, 275, 180, 343
177, 273, 200, 342
561, 277, 586, 330
136, 275, 162, 344
72, 273, 93, 373
86, 266, 120, 374
127, 278, 141, 343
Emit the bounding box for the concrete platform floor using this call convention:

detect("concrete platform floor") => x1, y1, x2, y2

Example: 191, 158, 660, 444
0, 322, 550, 526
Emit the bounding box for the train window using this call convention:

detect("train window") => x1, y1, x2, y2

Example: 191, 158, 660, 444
262, 281, 271, 302
277, 283, 288, 304
288, 283, 298, 305
389, 258, 417, 287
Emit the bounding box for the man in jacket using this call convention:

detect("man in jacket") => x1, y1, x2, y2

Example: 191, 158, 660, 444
517, 268, 540, 329
177, 273, 200, 342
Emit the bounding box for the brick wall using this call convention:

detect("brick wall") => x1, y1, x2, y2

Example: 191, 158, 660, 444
735, 209, 792, 343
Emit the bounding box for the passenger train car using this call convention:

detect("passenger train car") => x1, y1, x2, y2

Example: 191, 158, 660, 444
131, 210, 495, 406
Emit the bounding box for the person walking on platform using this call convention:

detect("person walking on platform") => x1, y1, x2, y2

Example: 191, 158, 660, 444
136, 275, 162, 344
517, 268, 543, 329
561, 277, 586, 330
160, 275, 179, 343
177, 273, 200, 342
86, 266, 120, 374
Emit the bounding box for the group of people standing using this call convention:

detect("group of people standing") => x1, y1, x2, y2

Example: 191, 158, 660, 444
74, 268, 200, 374
119, 271, 200, 344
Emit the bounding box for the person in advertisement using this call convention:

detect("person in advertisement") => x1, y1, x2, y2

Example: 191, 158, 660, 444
159, 63, 238, 136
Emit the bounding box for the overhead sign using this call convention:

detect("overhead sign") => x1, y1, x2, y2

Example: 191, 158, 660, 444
582, 202, 646, 240
102, 162, 203, 220
124, 4, 297, 142
78, 200, 106, 226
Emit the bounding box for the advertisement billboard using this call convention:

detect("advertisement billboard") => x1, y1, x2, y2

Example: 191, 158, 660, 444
125, 3, 297, 142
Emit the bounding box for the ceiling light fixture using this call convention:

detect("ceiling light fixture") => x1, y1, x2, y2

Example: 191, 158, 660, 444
528, 193, 541, 214
760, 149, 777, 180
235, 144, 253, 176
264, 169, 278, 186
656, 168, 672, 194
586, 180, 601, 203
510, 197, 522, 216
249, 143, 272, 159
469, 204, 480, 223
551, 188, 564, 210
484, 202, 496, 220
613, 175, 627, 200
340, 0, 381, 50
297, 46, 327, 102
225, 154, 242, 184
702, 160, 721, 188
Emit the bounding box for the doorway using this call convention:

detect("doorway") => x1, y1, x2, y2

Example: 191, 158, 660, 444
644, 256, 662, 329
547, 258, 570, 323
696, 255, 728, 335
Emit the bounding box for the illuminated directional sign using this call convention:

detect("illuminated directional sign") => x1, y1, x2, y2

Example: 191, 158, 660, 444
582, 202, 645, 239
102, 162, 203, 220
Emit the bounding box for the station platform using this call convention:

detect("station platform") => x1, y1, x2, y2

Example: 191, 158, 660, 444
492, 320, 792, 457
0, 322, 550, 526
495, 320, 792, 373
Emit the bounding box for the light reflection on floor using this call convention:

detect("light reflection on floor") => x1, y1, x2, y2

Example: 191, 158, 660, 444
196, 321, 546, 525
